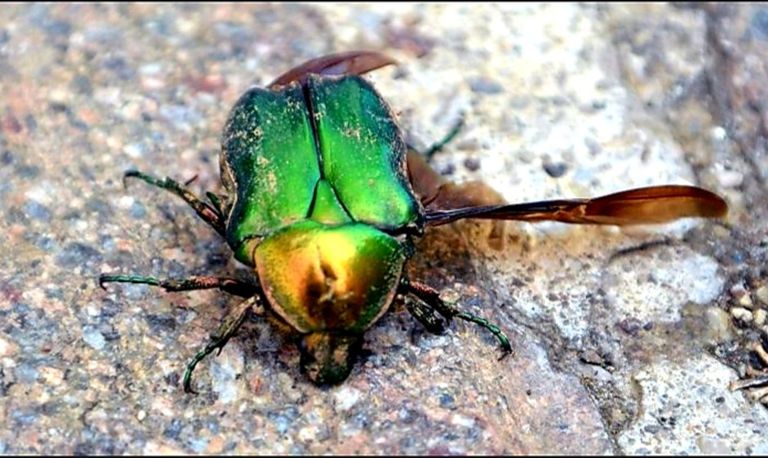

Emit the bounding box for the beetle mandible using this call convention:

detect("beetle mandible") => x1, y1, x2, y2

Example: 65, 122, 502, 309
100, 51, 728, 392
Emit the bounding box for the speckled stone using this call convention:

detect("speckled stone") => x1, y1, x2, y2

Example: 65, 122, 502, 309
0, 2, 766, 455
618, 355, 768, 454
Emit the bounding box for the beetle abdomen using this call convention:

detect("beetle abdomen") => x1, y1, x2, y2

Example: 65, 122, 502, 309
253, 221, 406, 334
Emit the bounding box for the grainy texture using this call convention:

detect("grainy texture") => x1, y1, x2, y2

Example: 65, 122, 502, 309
1, 3, 766, 454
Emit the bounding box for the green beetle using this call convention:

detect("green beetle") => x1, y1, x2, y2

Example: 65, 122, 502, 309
100, 51, 728, 391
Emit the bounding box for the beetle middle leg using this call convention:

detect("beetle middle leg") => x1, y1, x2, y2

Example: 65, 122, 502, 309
183, 294, 264, 393
98, 274, 258, 298
403, 295, 447, 335
402, 279, 512, 359
122, 170, 226, 237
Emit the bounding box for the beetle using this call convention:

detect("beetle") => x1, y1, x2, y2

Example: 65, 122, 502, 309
100, 51, 728, 392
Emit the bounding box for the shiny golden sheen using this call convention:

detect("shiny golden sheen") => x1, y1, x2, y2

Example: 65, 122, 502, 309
253, 221, 407, 335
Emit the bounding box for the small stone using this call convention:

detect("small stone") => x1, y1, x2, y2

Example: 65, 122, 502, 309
468, 77, 503, 94
699, 437, 731, 455
450, 413, 475, 428
755, 286, 768, 306
144, 441, 185, 455
136, 410, 146, 421
705, 307, 733, 343
738, 294, 754, 309
151, 396, 175, 418
618, 318, 642, 336
731, 283, 754, 309
580, 349, 604, 365
731, 307, 753, 323
717, 170, 743, 188
210, 345, 244, 404
334, 386, 361, 412
205, 436, 225, 454
123, 142, 147, 158
0, 336, 18, 357
751, 8, 768, 41
24, 200, 52, 222
543, 161, 568, 178
439, 392, 456, 409
463, 157, 481, 171
711, 126, 727, 141
82, 326, 106, 350
584, 137, 602, 155
39, 366, 64, 386
754, 309, 767, 326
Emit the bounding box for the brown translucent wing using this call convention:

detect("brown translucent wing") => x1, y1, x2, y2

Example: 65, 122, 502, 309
425, 185, 728, 227
269, 51, 397, 89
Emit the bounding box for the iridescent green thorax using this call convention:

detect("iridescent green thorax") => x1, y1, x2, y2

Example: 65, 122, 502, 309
219, 75, 423, 264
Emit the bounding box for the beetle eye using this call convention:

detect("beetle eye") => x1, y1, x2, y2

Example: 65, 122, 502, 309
298, 332, 361, 385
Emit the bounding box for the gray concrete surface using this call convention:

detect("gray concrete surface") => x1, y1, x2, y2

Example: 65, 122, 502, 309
1, 3, 767, 454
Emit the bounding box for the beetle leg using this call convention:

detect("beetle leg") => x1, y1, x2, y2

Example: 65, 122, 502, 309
403, 279, 512, 359
123, 170, 226, 237
405, 117, 465, 205
403, 295, 447, 335
98, 274, 258, 298
411, 115, 466, 163
205, 191, 225, 217
183, 294, 264, 394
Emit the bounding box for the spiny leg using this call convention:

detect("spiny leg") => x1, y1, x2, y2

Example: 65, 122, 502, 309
183, 294, 264, 394
98, 274, 258, 298
403, 279, 512, 359
403, 295, 447, 335
205, 191, 225, 217
123, 170, 225, 237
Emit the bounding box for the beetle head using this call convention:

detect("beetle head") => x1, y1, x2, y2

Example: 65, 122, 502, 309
298, 332, 362, 384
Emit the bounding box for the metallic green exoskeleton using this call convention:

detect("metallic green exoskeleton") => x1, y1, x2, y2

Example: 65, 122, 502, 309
100, 51, 728, 392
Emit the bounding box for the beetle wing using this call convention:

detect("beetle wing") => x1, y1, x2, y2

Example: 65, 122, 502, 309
406, 149, 444, 206
269, 51, 397, 89
221, 84, 322, 261
425, 185, 728, 226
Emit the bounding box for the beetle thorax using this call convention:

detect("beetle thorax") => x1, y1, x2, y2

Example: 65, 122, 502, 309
252, 221, 407, 335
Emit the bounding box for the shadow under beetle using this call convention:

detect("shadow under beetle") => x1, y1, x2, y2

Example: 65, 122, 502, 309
100, 51, 728, 392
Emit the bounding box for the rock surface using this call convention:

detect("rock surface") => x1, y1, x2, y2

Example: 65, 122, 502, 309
1, 3, 766, 454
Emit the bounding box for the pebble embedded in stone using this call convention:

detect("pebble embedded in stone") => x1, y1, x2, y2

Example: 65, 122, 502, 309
543, 161, 568, 178
756, 286, 768, 307
754, 309, 767, 326
731, 307, 754, 324
82, 326, 106, 351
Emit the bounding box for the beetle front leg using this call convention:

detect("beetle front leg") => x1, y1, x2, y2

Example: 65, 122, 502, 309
123, 170, 226, 237
183, 294, 264, 394
402, 279, 512, 359
99, 274, 258, 298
